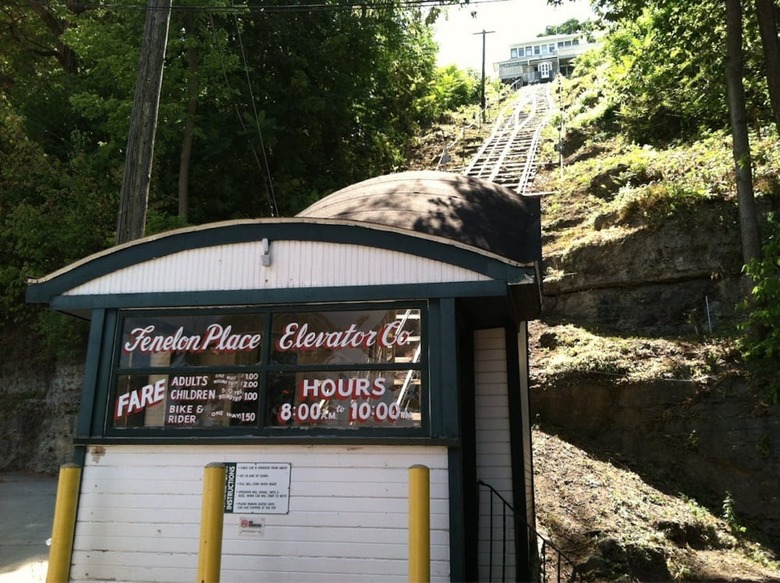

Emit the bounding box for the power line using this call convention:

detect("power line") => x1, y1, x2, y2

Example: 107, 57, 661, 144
208, 11, 277, 217
31, 0, 519, 15
231, 6, 278, 217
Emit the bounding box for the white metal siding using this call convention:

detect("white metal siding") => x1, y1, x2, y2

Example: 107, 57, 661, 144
65, 241, 491, 296
70, 444, 449, 583
474, 328, 516, 581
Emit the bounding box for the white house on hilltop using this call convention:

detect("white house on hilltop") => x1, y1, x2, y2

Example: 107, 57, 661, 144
496, 32, 600, 85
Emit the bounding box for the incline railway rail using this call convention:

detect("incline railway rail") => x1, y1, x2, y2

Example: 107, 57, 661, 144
463, 83, 555, 194
462, 82, 583, 583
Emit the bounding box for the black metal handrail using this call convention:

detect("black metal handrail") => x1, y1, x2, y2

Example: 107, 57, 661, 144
478, 480, 584, 583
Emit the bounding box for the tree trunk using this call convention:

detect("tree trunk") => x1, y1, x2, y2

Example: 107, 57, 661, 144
178, 13, 200, 223
755, 0, 780, 133
725, 0, 763, 266
26, 0, 81, 74
115, 0, 172, 245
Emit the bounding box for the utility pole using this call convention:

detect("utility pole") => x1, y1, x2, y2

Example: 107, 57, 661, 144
474, 29, 495, 123
116, 0, 173, 245
557, 54, 564, 180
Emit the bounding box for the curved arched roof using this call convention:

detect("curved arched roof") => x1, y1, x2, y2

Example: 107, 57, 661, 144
26, 171, 542, 322
297, 171, 541, 265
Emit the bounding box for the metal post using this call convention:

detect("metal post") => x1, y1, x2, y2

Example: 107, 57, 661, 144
408, 464, 430, 583
47, 463, 82, 583
474, 30, 495, 124
558, 71, 564, 180
198, 463, 226, 583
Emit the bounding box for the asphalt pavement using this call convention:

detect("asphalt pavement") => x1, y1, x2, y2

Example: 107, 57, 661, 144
0, 472, 56, 582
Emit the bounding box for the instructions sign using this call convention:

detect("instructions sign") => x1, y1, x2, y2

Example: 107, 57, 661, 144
224, 462, 291, 515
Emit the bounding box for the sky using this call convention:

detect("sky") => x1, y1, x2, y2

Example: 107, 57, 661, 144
434, 0, 595, 74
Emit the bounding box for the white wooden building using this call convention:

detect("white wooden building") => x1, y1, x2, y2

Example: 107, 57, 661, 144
28, 171, 543, 582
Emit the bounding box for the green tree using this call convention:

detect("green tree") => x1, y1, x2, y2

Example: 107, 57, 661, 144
0, 0, 446, 350
725, 0, 762, 266
598, 3, 729, 143
540, 17, 587, 36
742, 213, 780, 401
430, 65, 480, 116
0, 96, 114, 327
594, 0, 768, 265
754, 0, 780, 134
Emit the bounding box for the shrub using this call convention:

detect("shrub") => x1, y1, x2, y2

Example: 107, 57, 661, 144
741, 213, 780, 402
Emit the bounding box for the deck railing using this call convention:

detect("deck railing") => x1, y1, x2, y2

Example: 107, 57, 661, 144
478, 480, 584, 583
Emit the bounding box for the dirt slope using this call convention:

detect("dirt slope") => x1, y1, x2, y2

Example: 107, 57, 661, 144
406, 92, 780, 581
533, 430, 780, 582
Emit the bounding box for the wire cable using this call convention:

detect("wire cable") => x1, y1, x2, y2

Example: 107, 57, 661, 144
231, 4, 278, 216
31, 0, 519, 15
208, 11, 278, 217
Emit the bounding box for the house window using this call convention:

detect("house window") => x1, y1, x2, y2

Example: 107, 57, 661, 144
534, 45, 540, 55
511, 48, 518, 58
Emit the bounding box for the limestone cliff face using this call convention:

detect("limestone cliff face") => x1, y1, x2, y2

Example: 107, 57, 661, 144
0, 359, 82, 473
531, 195, 779, 548
542, 202, 746, 336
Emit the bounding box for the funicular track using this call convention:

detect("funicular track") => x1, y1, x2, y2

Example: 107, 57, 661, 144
465, 83, 585, 583
463, 83, 554, 194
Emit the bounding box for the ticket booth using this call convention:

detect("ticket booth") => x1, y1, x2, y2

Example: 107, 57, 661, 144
27, 171, 542, 582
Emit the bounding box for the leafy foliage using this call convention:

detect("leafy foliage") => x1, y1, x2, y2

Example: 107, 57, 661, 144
741, 213, 780, 401
429, 65, 480, 119
577, 0, 777, 146
587, 3, 726, 144
1, 0, 476, 361
539, 17, 594, 38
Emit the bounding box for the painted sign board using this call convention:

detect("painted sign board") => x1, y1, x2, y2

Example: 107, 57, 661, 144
110, 306, 424, 433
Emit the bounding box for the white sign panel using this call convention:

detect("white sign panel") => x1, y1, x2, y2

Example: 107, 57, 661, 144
224, 462, 291, 514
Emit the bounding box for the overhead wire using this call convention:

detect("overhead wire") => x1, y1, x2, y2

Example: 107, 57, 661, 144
230, 5, 278, 217
208, 11, 277, 217
34, 0, 519, 14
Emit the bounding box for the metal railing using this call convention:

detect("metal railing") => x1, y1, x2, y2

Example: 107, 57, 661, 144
478, 480, 584, 583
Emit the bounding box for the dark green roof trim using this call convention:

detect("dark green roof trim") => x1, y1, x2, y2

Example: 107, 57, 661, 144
45, 280, 524, 312
27, 219, 537, 305
76, 310, 105, 438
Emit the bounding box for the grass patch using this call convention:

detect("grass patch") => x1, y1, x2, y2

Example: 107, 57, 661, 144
530, 323, 742, 388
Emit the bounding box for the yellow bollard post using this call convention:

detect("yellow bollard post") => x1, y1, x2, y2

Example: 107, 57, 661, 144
408, 464, 430, 583
197, 463, 226, 583
47, 463, 82, 583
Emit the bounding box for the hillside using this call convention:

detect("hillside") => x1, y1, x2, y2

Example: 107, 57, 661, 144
528, 321, 780, 581
528, 84, 780, 579
405, 85, 780, 580
533, 429, 780, 582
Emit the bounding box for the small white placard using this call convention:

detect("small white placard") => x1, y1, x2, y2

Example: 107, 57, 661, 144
224, 462, 291, 514
238, 516, 265, 537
